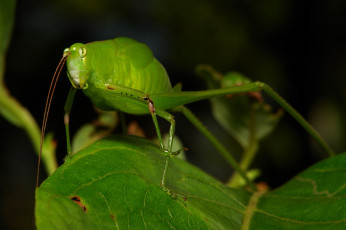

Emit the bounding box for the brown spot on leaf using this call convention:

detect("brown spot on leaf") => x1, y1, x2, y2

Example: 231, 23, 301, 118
110, 214, 115, 220
71, 195, 87, 212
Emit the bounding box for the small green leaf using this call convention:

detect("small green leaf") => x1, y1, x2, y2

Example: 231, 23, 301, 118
163, 133, 186, 160
71, 110, 118, 154
152, 133, 186, 160
196, 65, 283, 150
36, 135, 250, 230
210, 95, 283, 149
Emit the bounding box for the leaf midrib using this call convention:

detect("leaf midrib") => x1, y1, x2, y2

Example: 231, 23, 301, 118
242, 189, 266, 230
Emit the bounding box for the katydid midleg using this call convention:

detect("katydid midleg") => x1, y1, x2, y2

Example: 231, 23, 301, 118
37, 37, 335, 194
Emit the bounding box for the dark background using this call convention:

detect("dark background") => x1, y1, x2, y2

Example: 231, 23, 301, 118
1, 0, 346, 229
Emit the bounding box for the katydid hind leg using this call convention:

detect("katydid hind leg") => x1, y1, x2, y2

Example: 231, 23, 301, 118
154, 82, 334, 157
260, 83, 335, 157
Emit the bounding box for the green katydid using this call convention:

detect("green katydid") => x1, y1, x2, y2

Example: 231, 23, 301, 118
37, 37, 335, 195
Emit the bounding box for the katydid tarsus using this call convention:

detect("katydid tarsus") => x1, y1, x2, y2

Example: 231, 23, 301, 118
37, 37, 335, 195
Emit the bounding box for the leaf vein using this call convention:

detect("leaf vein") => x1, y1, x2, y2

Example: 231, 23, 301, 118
256, 209, 346, 225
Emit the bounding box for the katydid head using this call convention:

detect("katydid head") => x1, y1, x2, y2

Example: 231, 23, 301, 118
37, 43, 91, 188
63, 43, 91, 89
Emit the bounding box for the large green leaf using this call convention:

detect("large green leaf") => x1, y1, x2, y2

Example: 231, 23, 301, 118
36, 135, 250, 229
36, 136, 346, 229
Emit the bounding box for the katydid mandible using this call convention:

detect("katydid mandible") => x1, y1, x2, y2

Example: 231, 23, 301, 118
37, 37, 335, 194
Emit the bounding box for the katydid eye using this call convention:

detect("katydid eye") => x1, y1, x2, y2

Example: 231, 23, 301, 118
79, 47, 87, 58
63, 48, 70, 57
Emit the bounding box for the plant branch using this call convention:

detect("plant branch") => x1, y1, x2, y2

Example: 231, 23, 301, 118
0, 52, 57, 176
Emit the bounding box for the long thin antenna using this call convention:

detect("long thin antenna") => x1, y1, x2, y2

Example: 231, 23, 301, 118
36, 55, 68, 189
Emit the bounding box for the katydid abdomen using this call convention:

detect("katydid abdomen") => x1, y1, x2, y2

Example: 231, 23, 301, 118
65, 37, 172, 114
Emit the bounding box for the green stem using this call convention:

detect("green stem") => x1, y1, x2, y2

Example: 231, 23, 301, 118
259, 82, 335, 157
227, 103, 259, 186
228, 142, 259, 186
178, 106, 257, 191
0, 56, 57, 175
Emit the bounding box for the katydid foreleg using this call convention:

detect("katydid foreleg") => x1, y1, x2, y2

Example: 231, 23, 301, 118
147, 105, 189, 199
146, 101, 182, 191
143, 96, 192, 194
64, 87, 77, 155
102, 84, 183, 193
146, 97, 180, 155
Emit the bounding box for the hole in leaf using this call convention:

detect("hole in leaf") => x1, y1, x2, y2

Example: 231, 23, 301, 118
71, 195, 87, 212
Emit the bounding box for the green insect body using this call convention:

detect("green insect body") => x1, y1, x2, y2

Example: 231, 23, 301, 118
64, 37, 172, 114
37, 36, 334, 195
